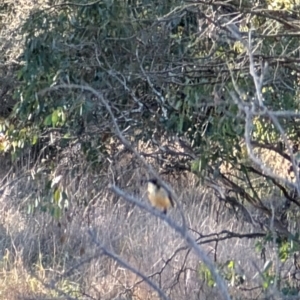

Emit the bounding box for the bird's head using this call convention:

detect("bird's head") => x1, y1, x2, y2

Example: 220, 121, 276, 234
146, 179, 160, 193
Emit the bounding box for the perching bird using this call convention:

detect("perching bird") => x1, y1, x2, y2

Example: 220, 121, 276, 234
146, 179, 174, 214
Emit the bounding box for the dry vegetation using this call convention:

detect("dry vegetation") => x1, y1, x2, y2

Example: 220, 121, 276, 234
0, 171, 260, 300
2, 0, 300, 299
0, 161, 294, 300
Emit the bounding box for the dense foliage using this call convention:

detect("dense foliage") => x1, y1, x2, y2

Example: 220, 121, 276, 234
1, 0, 300, 296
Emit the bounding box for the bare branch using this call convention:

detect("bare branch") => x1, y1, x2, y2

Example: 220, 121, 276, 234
88, 230, 169, 300
110, 185, 231, 300
39, 83, 189, 228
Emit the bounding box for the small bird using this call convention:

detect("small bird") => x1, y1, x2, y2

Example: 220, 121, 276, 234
146, 179, 174, 214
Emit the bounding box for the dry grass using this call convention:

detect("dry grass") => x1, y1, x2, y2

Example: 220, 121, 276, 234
0, 2, 297, 299
0, 170, 281, 300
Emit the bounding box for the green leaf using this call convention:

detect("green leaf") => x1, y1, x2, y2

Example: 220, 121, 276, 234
32, 134, 38, 145
53, 206, 61, 219
44, 115, 52, 126
52, 110, 59, 126
227, 260, 235, 269
60, 110, 66, 123
53, 188, 61, 203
